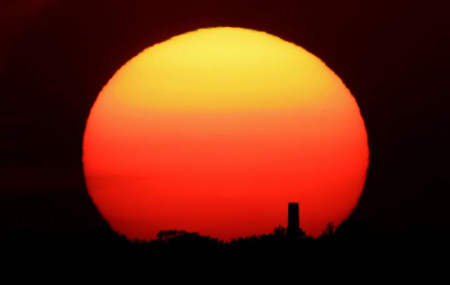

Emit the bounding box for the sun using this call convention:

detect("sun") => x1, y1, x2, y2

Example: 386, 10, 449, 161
83, 27, 369, 241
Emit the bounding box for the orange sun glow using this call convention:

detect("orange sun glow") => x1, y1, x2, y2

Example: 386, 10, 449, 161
83, 27, 369, 241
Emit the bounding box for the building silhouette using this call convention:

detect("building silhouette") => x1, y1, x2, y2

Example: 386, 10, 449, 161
287, 202, 300, 238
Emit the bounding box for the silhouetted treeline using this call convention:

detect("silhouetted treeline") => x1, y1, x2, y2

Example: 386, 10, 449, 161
3, 219, 449, 263
1, 220, 448, 276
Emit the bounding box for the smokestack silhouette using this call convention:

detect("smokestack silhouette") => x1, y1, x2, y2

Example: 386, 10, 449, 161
287, 202, 300, 237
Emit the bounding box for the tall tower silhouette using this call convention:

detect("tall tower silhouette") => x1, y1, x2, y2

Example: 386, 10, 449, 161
287, 202, 300, 237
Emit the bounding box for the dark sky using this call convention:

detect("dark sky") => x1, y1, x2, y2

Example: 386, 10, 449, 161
1, 0, 449, 238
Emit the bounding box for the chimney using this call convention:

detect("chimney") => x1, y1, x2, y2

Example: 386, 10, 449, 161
287, 202, 299, 237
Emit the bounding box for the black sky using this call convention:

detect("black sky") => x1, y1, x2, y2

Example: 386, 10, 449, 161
1, 0, 449, 238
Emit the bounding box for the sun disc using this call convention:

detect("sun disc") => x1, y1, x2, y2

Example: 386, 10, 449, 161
83, 27, 369, 241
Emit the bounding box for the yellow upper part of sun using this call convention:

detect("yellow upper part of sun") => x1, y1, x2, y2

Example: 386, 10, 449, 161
99, 27, 348, 112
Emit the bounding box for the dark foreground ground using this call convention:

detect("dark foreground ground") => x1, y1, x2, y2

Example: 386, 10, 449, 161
3, 221, 449, 271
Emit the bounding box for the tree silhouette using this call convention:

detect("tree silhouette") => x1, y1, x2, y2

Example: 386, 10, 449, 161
273, 225, 286, 236
321, 222, 335, 239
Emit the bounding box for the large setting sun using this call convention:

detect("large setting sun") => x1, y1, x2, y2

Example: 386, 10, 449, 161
82, 27, 369, 241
